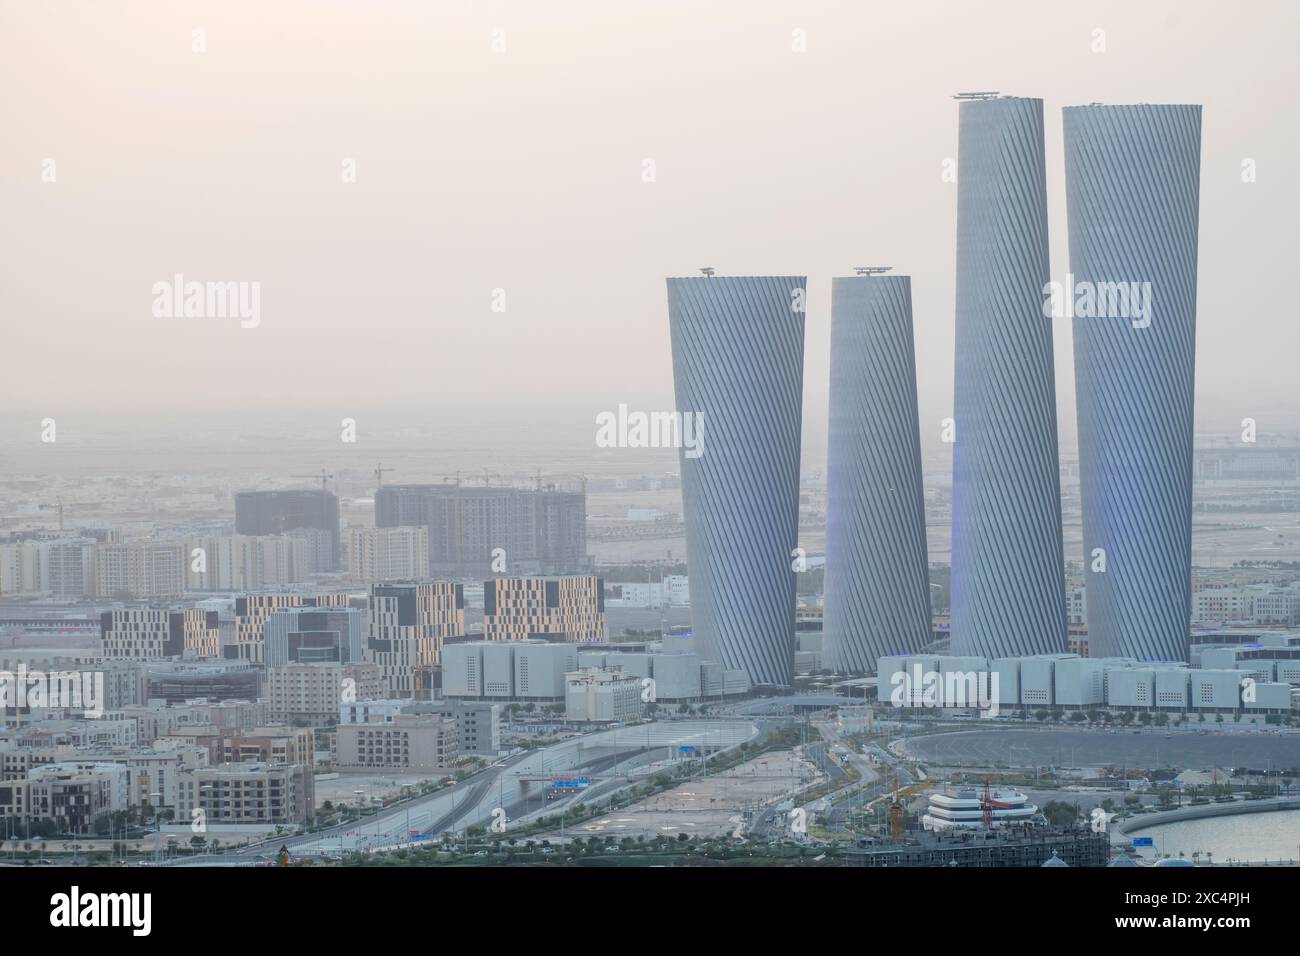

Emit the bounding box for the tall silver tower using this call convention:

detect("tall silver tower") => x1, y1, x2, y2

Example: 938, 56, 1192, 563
949, 94, 1068, 659
822, 270, 933, 674
666, 274, 805, 688
1065, 103, 1202, 662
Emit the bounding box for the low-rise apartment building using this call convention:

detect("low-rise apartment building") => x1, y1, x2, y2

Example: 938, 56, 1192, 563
334, 714, 458, 773
267, 661, 384, 726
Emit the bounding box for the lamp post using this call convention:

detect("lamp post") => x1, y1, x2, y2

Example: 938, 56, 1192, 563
151, 791, 163, 865
354, 789, 366, 851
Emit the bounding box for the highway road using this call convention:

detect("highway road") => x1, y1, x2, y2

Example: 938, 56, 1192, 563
160, 719, 759, 866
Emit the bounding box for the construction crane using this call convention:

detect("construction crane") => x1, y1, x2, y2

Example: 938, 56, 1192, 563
38, 498, 65, 531
853, 266, 892, 276
291, 469, 333, 491
880, 770, 909, 840
953, 90, 1000, 100
374, 462, 395, 487
889, 789, 906, 840
981, 777, 1015, 828
699, 266, 716, 277
865, 771, 925, 839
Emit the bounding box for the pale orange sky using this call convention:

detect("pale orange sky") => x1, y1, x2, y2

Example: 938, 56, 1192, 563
2, 0, 1297, 458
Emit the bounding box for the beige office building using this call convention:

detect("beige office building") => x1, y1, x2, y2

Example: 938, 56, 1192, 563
365, 582, 464, 699
334, 714, 458, 773
74, 745, 210, 810
177, 762, 314, 825
564, 667, 644, 722
99, 608, 219, 659
268, 661, 384, 726
26, 761, 130, 831
483, 576, 606, 643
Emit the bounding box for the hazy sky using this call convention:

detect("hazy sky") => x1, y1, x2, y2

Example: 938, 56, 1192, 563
2, 0, 1297, 463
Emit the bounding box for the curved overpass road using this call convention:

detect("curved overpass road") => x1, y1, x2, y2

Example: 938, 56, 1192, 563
161, 720, 759, 865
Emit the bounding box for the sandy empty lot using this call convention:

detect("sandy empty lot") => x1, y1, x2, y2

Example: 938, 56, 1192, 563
569, 749, 821, 839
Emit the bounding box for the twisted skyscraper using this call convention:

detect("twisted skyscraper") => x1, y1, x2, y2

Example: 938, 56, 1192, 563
822, 272, 933, 673
667, 275, 805, 688
1065, 103, 1202, 662
950, 95, 1068, 659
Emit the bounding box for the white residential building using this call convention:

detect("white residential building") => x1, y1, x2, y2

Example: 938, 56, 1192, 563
564, 668, 644, 722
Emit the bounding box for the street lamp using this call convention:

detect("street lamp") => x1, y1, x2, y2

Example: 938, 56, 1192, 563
151, 791, 163, 864
353, 789, 367, 846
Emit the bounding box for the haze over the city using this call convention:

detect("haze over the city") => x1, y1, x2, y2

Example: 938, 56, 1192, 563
3, 0, 1298, 473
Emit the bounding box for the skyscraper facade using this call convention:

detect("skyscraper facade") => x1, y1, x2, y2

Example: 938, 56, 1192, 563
822, 274, 933, 673
666, 274, 805, 688
950, 95, 1068, 659
1064, 103, 1203, 662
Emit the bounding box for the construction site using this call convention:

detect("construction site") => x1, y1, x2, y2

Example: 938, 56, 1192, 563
843, 773, 1108, 866
566, 748, 823, 841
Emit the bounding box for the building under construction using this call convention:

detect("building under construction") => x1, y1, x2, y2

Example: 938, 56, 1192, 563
374, 483, 589, 579
234, 488, 341, 569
